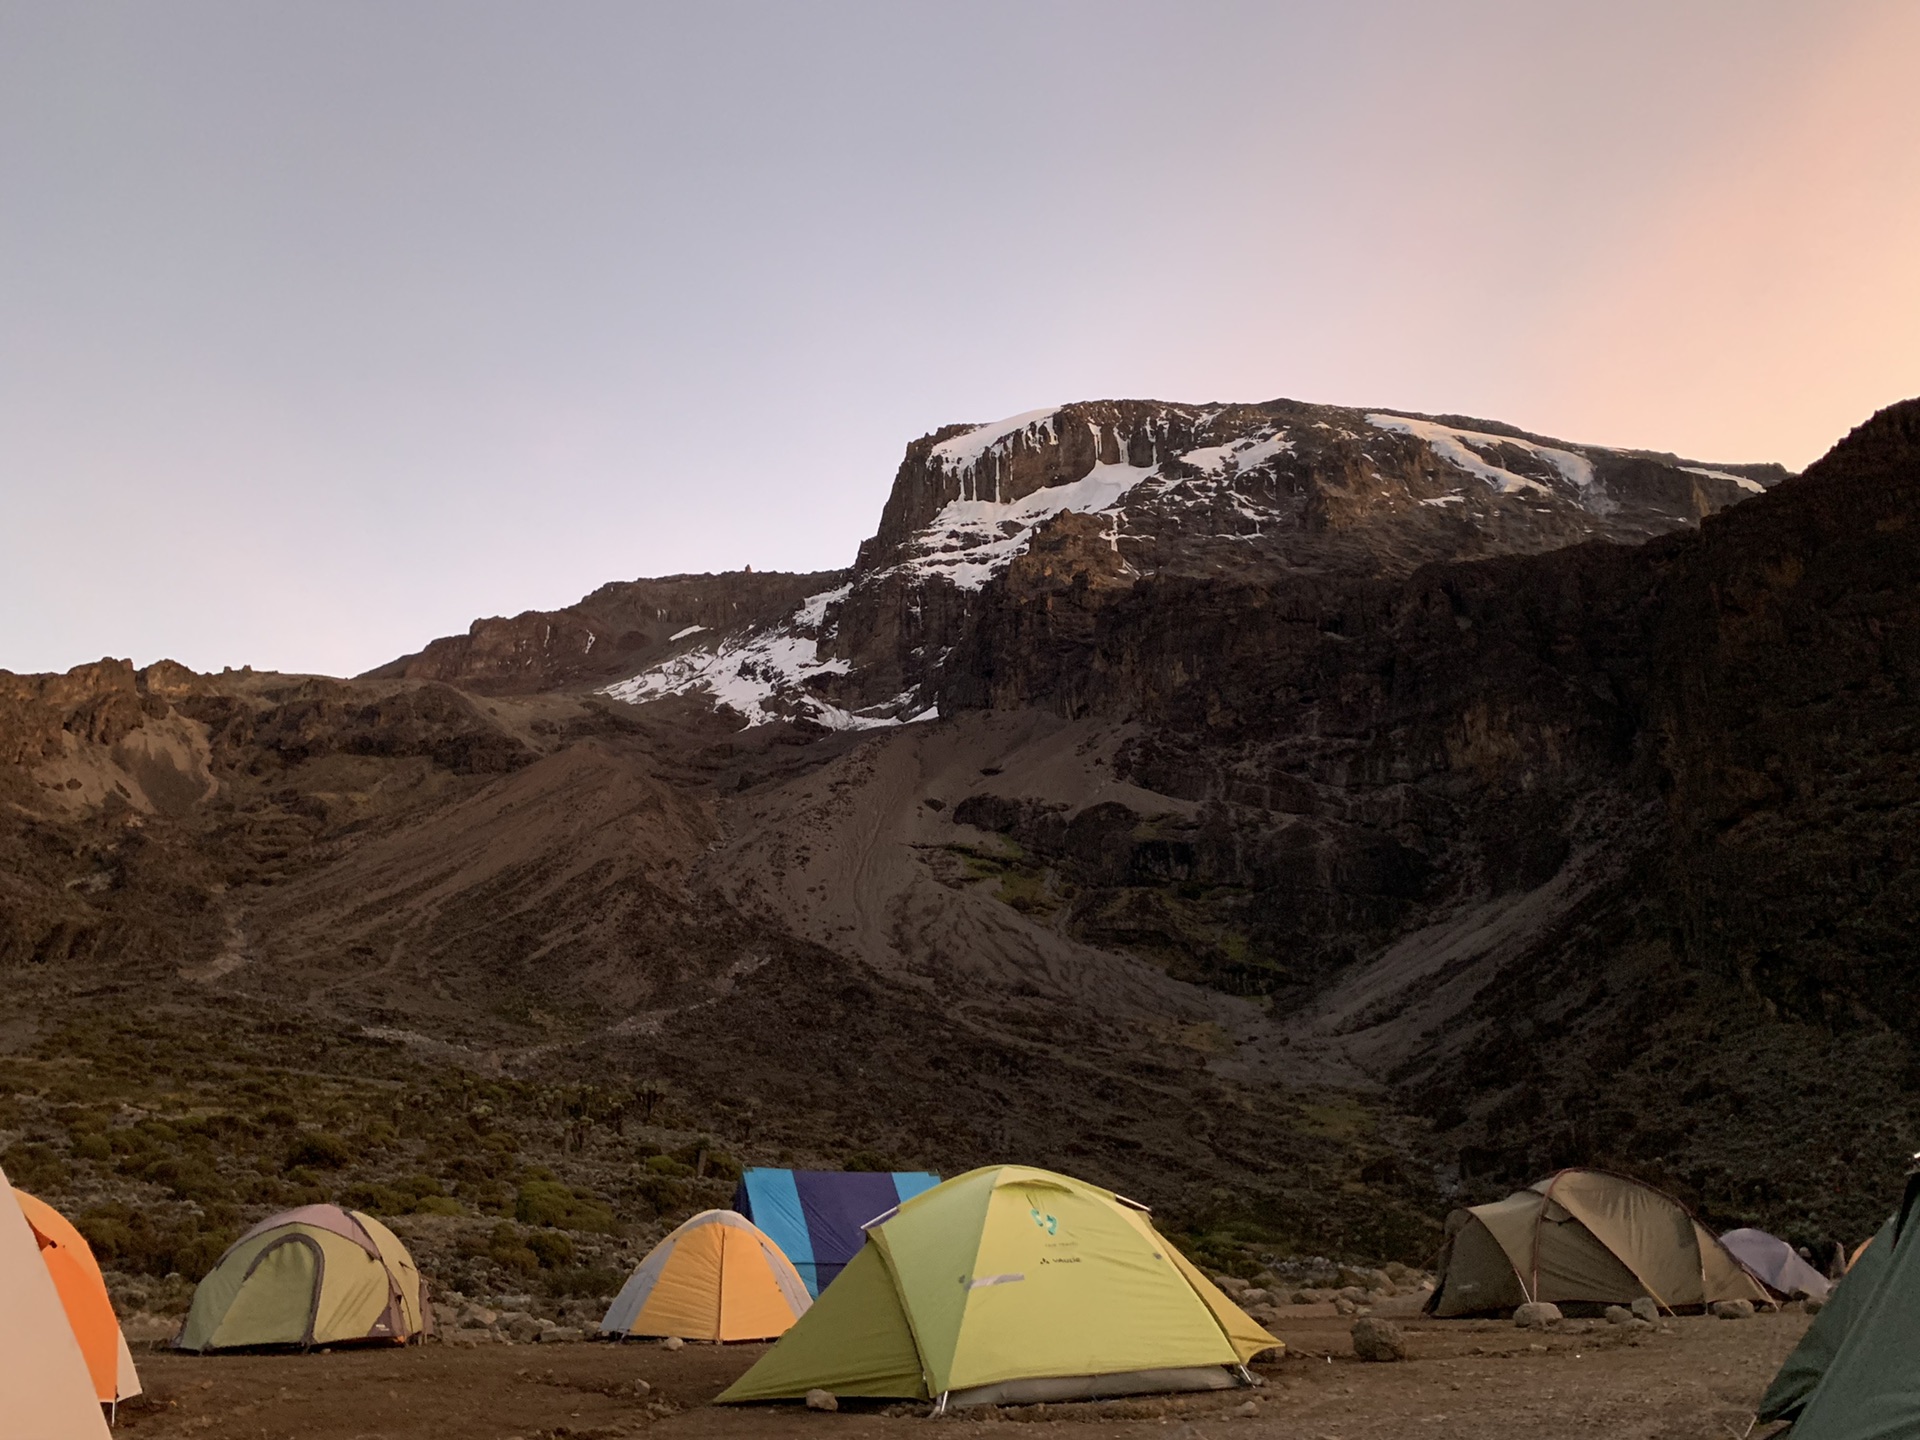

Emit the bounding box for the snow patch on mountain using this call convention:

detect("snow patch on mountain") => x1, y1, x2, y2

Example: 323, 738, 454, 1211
905, 461, 1157, 589
1369, 413, 1597, 499
604, 588, 931, 730
931, 407, 1060, 479
1178, 432, 1294, 477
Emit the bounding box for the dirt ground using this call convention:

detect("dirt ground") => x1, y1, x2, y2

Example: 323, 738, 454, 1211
113, 1300, 1808, 1440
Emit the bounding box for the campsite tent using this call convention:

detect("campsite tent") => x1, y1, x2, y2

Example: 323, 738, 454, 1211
0, 1163, 113, 1439
1756, 1209, 1894, 1430
1426, 1169, 1768, 1316
1720, 1227, 1832, 1302
600, 1209, 810, 1342
718, 1164, 1280, 1410
177, 1205, 432, 1352
16, 1188, 142, 1405
733, 1167, 940, 1296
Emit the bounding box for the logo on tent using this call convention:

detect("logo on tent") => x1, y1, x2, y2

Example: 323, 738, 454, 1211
1030, 1207, 1057, 1235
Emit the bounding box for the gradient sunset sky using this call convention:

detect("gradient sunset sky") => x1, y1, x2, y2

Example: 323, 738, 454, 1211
4, 2, 1917, 675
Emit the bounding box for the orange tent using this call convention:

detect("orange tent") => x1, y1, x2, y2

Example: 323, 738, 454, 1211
17, 1190, 141, 1406
599, 1210, 810, 1342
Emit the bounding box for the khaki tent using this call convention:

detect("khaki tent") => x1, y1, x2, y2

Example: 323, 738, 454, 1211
1427, 1169, 1767, 1316
17, 1188, 142, 1406
177, 1205, 432, 1352
0, 1163, 112, 1439
719, 1165, 1280, 1411
600, 1209, 810, 1342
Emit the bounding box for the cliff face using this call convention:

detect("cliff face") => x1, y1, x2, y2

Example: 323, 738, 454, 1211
925, 398, 1920, 1225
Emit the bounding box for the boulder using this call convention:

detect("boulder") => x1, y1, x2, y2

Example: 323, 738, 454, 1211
504, 1315, 543, 1344
661, 1335, 685, 1351
1630, 1297, 1660, 1323
805, 1390, 839, 1412
1710, 1299, 1755, 1320
1239, 1288, 1272, 1308
1351, 1317, 1408, 1362
539, 1326, 585, 1343
1603, 1305, 1635, 1326
1333, 1297, 1359, 1317
1291, 1291, 1316, 1305
1213, 1275, 1250, 1295
1514, 1302, 1562, 1330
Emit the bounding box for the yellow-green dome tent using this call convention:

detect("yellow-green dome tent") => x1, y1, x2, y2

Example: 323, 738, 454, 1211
718, 1165, 1279, 1411
177, 1205, 432, 1352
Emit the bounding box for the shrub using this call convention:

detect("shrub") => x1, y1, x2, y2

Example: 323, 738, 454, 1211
527, 1230, 575, 1269
515, 1179, 575, 1228
485, 1223, 539, 1275
514, 1178, 616, 1233
1, 1142, 71, 1191
285, 1132, 354, 1170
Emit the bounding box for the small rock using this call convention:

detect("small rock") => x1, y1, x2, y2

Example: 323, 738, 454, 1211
805, 1389, 838, 1412
1291, 1290, 1316, 1305
1351, 1317, 1408, 1362
539, 1326, 585, 1343
1630, 1297, 1660, 1323
1514, 1302, 1562, 1330
505, 1316, 543, 1345
1527, 1343, 1548, 1353
1239, 1288, 1272, 1308
1338, 1286, 1370, 1304
661, 1335, 685, 1351
1603, 1305, 1634, 1326
1805, 1295, 1828, 1315
1213, 1275, 1251, 1295
1234, 1399, 1259, 1415
1710, 1299, 1755, 1320
629, 1379, 652, 1398
1333, 1297, 1359, 1316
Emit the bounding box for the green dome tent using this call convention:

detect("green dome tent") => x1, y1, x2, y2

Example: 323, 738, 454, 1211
177, 1205, 432, 1352
1756, 1202, 1905, 1434
718, 1164, 1279, 1411
1427, 1169, 1766, 1316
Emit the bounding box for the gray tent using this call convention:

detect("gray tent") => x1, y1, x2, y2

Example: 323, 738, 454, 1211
1719, 1227, 1832, 1302
1427, 1169, 1767, 1316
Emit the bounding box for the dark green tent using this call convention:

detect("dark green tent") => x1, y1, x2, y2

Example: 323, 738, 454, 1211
1756, 1197, 1906, 1432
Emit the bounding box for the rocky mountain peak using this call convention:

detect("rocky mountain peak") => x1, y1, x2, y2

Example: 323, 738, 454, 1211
600, 396, 1789, 731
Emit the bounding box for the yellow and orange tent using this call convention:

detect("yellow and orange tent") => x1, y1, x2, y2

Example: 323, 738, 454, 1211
2, 1163, 115, 1438
599, 1210, 810, 1342
16, 1189, 142, 1407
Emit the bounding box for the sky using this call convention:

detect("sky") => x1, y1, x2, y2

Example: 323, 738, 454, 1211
4, 1, 1918, 677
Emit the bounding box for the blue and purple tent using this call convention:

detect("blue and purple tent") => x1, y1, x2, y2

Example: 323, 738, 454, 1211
731, 1168, 939, 1296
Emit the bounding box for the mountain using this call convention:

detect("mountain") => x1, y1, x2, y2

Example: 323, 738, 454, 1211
471, 398, 1784, 730
6, 392, 1913, 1325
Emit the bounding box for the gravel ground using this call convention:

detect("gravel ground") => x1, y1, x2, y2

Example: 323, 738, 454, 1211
112, 1300, 1809, 1440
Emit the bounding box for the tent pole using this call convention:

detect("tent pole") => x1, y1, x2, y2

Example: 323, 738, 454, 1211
931, 1392, 949, 1418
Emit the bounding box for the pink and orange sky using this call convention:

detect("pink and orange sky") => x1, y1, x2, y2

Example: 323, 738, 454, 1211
3, 2, 1917, 676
